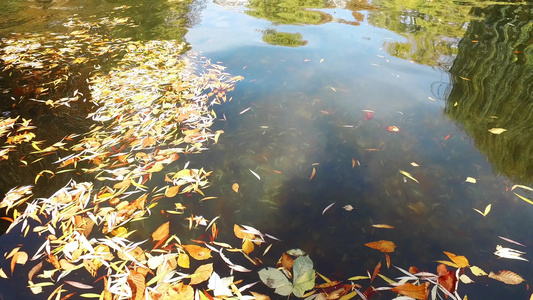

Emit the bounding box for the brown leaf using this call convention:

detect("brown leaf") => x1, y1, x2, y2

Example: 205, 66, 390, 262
385, 253, 391, 268
28, 262, 43, 281
250, 292, 271, 300
443, 251, 470, 268
281, 253, 294, 271
182, 245, 212, 260
152, 222, 169, 242
365, 240, 396, 253
163, 282, 194, 300
189, 263, 213, 285
232, 183, 239, 193
391, 282, 429, 300
409, 266, 418, 274
488, 270, 525, 285
372, 224, 394, 229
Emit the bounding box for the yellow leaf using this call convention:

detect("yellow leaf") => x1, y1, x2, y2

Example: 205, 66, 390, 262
435, 260, 459, 269
514, 193, 533, 205
347, 275, 369, 281
178, 253, 190, 269
473, 204, 491, 217
459, 274, 474, 284
242, 238, 254, 255
399, 170, 419, 183
0, 268, 7, 278
152, 222, 169, 241
372, 224, 394, 229
443, 251, 470, 268
469, 266, 487, 276
488, 128, 507, 134
465, 177, 477, 183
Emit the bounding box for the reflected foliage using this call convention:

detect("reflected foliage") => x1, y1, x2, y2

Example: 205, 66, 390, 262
246, 0, 332, 25
445, 4, 533, 183
368, 0, 488, 68
261, 29, 308, 47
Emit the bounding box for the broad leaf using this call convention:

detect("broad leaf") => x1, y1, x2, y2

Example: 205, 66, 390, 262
258, 268, 293, 296
292, 256, 315, 297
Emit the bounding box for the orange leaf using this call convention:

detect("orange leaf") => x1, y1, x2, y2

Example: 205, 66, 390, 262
189, 263, 213, 285
488, 270, 525, 285
232, 183, 239, 193
310, 167, 316, 180
166, 186, 181, 198
182, 245, 212, 260
370, 261, 381, 283
385, 253, 391, 268
391, 282, 429, 300
386, 126, 400, 132
443, 251, 470, 268
437, 264, 457, 294
409, 266, 418, 274
233, 224, 254, 240
365, 240, 396, 253
129, 270, 145, 300
152, 222, 169, 242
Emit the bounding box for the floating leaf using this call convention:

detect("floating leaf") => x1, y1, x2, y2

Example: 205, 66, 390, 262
370, 262, 381, 283
343, 205, 354, 211
232, 183, 239, 193
65, 281, 93, 289
488, 270, 525, 285
190, 263, 213, 285
292, 255, 315, 297
459, 274, 474, 284
322, 202, 335, 215
498, 236, 526, 247
399, 170, 419, 183
365, 240, 396, 253
165, 186, 181, 198
152, 221, 169, 242
437, 264, 457, 294
469, 266, 487, 276
443, 251, 470, 268
465, 177, 477, 183
242, 238, 254, 255
514, 193, 533, 205
249, 169, 261, 180
258, 268, 293, 296
208, 271, 234, 297
488, 128, 507, 134
281, 253, 294, 270
178, 253, 190, 268
391, 282, 429, 300
494, 245, 528, 261
372, 224, 394, 229
473, 204, 491, 217
0, 268, 7, 279
182, 245, 212, 260
310, 167, 316, 181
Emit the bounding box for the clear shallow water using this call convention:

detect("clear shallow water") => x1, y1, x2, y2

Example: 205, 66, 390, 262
1, 0, 533, 299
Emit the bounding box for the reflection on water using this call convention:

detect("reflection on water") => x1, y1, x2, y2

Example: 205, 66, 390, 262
1, 0, 533, 298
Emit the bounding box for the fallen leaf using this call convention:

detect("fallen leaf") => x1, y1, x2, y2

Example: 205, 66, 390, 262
343, 205, 354, 211
386, 126, 400, 132
370, 262, 381, 283
249, 169, 261, 180
281, 253, 294, 271
65, 281, 94, 289
232, 183, 239, 193
178, 253, 190, 268
190, 263, 213, 285
410, 162, 419, 167
372, 224, 394, 229
409, 266, 418, 274
322, 202, 335, 215
437, 264, 457, 294
514, 193, 533, 205
469, 266, 487, 276
0, 268, 7, 278
473, 204, 491, 217
310, 167, 316, 180
498, 236, 526, 247
399, 170, 419, 183
165, 186, 181, 198
365, 240, 396, 253
488, 270, 525, 285
391, 282, 429, 300
443, 251, 470, 268
242, 238, 254, 255
488, 128, 507, 134
459, 274, 474, 284
465, 177, 477, 183
152, 222, 169, 242
182, 245, 212, 260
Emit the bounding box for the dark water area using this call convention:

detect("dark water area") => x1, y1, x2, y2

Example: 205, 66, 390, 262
1, 0, 533, 299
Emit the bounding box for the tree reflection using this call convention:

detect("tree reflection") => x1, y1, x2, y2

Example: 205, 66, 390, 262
445, 4, 533, 184
261, 29, 308, 46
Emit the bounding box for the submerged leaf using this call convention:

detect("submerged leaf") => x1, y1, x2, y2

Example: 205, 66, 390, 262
488, 128, 507, 134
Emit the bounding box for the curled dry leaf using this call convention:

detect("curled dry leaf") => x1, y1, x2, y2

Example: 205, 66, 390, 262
182, 244, 212, 260
365, 240, 396, 253
488, 270, 525, 285
391, 282, 429, 300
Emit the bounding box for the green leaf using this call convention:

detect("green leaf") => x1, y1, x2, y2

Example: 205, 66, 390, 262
258, 268, 293, 296
292, 256, 315, 297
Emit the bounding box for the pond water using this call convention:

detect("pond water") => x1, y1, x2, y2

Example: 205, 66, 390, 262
1, 0, 533, 299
